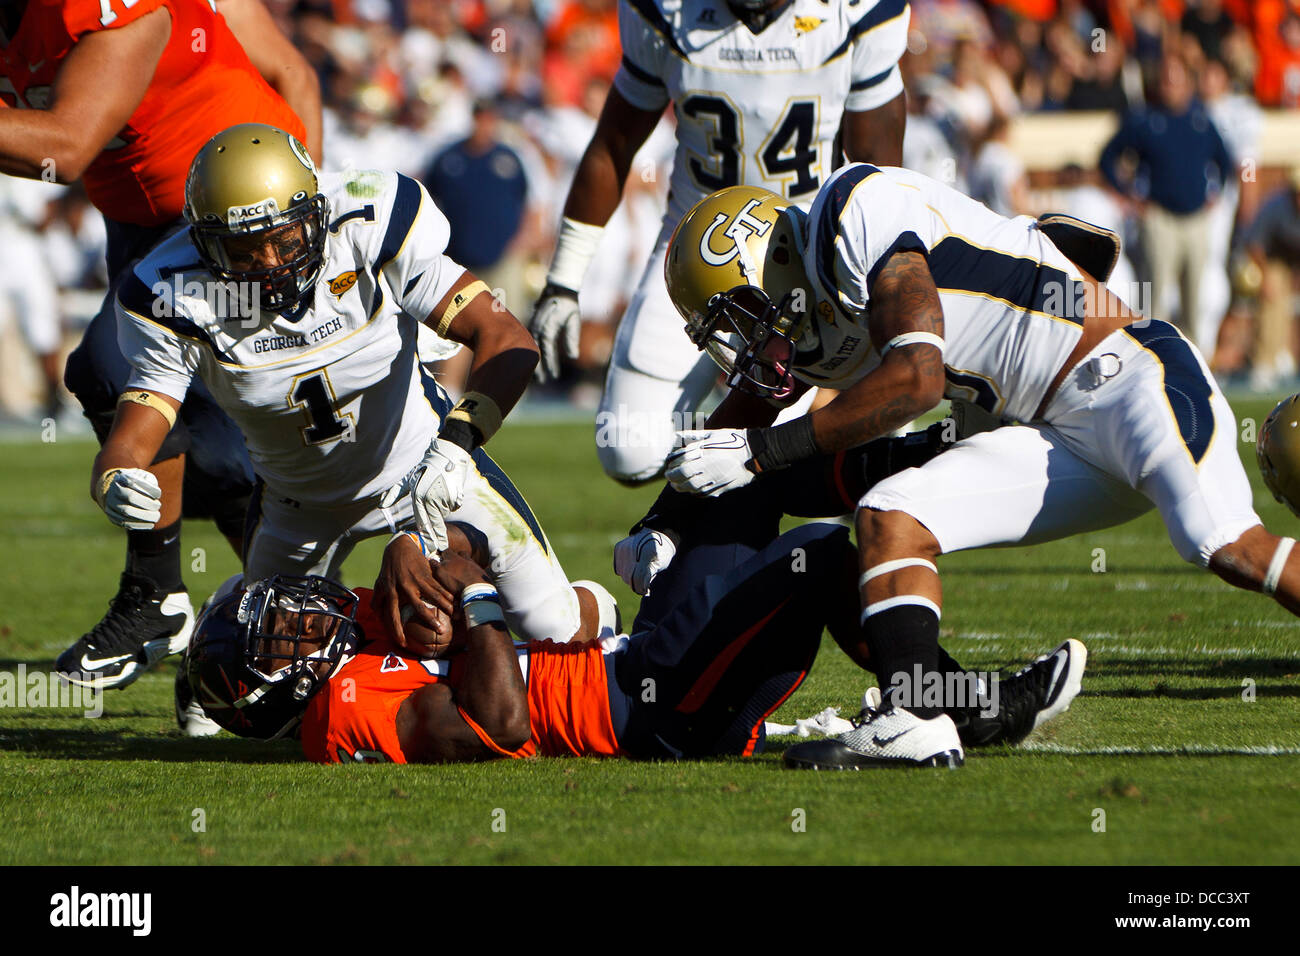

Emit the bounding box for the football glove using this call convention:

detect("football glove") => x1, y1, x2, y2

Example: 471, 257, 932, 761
528, 283, 581, 383
95, 467, 163, 530
665, 429, 758, 497
410, 440, 475, 554
613, 527, 679, 596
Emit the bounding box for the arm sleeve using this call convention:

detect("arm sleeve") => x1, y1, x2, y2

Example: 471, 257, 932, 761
114, 285, 198, 403
813, 169, 930, 312
845, 0, 911, 112
380, 173, 468, 325
612, 1, 671, 112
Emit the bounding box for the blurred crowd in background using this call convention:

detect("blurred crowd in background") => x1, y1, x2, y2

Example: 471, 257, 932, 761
3, 0, 1300, 423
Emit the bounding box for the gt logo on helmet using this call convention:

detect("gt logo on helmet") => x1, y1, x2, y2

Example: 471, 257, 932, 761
698, 198, 773, 275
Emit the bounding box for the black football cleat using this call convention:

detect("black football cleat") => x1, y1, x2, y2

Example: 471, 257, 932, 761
784, 689, 964, 770
57, 573, 194, 690
950, 639, 1087, 747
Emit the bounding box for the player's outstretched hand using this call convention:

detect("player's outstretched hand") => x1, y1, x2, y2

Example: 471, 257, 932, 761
528, 283, 581, 383
411, 439, 475, 552
665, 429, 758, 497
373, 533, 455, 652
95, 467, 162, 530
614, 527, 679, 595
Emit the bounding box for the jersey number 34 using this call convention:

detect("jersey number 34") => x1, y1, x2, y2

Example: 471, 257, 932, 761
682, 95, 820, 199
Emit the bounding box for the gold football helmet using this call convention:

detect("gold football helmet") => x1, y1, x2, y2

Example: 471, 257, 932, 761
184, 124, 328, 313
665, 185, 812, 402
1258, 394, 1300, 517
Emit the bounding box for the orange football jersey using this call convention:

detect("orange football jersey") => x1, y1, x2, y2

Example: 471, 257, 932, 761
300, 591, 622, 764
0, 0, 306, 225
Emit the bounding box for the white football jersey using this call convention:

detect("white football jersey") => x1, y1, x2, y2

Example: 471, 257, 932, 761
614, 0, 909, 223
797, 164, 1091, 423
116, 170, 463, 505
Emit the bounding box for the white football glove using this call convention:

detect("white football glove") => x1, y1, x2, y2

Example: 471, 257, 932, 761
409, 440, 475, 553
96, 467, 162, 530
664, 429, 757, 497
528, 284, 581, 383
614, 527, 679, 596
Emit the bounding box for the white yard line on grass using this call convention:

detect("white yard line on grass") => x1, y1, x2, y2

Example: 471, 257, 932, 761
1019, 743, 1300, 756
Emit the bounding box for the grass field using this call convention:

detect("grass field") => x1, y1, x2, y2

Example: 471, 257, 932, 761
1, 399, 1298, 865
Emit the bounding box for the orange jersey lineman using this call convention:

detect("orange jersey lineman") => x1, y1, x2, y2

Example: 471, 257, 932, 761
301, 524, 851, 764
301, 590, 622, 764
0, 0, 305, 225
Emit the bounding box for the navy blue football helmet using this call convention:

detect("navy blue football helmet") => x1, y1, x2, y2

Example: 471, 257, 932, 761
186, 575, 360, 740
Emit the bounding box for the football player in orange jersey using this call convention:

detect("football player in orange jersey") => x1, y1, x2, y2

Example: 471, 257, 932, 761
0, 0, 320, 690
187, 475, 1087, 766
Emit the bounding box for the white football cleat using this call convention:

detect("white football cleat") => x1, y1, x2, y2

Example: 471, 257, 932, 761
174, 662, 221, 738
784, 690, 964, 770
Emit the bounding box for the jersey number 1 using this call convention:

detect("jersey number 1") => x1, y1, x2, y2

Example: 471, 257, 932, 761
290, 371, 353, 445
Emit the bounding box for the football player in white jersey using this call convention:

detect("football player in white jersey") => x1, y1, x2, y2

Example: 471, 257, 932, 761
529, 0, 911, 484
69, 124, 580, 692
658, 164, 1300, 769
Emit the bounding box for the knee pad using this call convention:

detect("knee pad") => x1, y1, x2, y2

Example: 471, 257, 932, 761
595, 439, 668, 485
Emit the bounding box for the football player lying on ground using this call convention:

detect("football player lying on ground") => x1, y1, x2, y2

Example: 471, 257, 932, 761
656, 164, 1300, 770
186, 503, 1083, 764
93, 124, 582, 719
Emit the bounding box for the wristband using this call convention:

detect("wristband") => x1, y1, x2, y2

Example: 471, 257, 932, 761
93, 468, 123, 508
434, 279, 490, 337
546, 217, 605, 292
118, 390, 178, 429
747, 417, 820, 473
438, 417, 479, 454
391, 530, 430, 556
461, 583, 505, 629
445, 391, 503, 446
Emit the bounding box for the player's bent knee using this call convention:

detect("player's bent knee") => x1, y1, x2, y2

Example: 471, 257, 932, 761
595, 440, 667, 486
856, 507, 939, 559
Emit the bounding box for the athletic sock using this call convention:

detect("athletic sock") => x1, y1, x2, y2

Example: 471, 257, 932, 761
937, 645, 966, 678
126, 520, 184, 594
862, 601, 943, 719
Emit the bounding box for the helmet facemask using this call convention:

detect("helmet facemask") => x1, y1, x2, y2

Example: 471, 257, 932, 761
189, 194, 329, 316
188, 575, 359, 740
239, 576, 358, 710
691, 284, 806, 403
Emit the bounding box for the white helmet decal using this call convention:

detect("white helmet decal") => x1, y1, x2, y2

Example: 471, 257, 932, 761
698, 198, 773, 283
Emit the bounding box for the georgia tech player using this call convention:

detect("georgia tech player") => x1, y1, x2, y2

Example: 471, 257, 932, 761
185, 512, 1082, 764
659, 165, 1300, 769
0, 0, 321, 691
93, 125, 581, 691
528, 0, 911, 484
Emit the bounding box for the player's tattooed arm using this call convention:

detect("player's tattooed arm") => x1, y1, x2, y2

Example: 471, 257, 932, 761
808, 250, 946, 452
395, 553, 531, 763
842, 93, 906, 168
